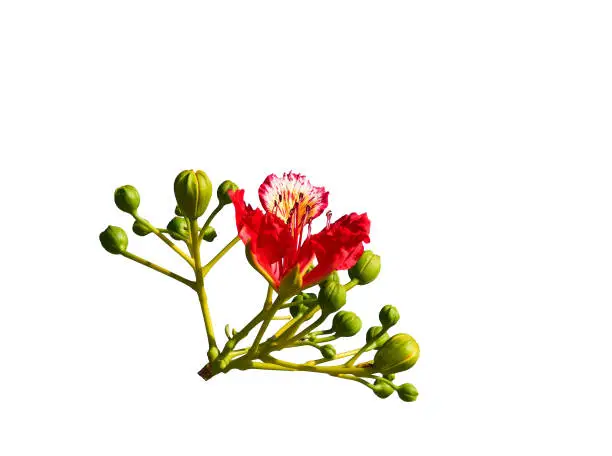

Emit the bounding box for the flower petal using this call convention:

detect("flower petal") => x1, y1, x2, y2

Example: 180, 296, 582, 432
258, 172, 329, 225
230, 188, 294, 287
302, 212, 371, 287
229, 189, 262, 245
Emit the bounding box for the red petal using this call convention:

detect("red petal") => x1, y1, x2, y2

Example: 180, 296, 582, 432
230, 189, 263, 245
229, 188, 294, 286
254, 213, 295, 265
302, 212, 371, 288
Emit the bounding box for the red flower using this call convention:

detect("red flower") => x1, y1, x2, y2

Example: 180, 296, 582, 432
229, 172, 370, 292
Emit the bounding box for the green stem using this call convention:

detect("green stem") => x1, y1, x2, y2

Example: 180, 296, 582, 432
135, 215, 195, 268
344, 278, 360, 291
272, 313, 307, 339
248, 294, 286, 356
217, 310, 266, 363
337, 374, 374, 389
216, 287, 272, 366
272, 306, 319, 343
260, 355, 373, 377
199, 204, 223, 241
190, 219, 217, 360
245, 361, 296, 372
121, 251, 195, 289
313, 335, 337, 344
228, 348, 250, 358
202, 236, 240, 276
279, 299, 317, 309
368, 375, 399, 390
345, 330, 387, 367
264, 285, 274, 309
305, 348, 361, 366
310, 329, 333, 337
299, 340, 321, 349
283, 313, 327, 346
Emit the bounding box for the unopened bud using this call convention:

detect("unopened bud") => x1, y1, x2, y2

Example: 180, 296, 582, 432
114, 185, 140, 214
289, 294, 312, 317
372, 379, 394, 399
373, 333, 420, 375
366, 326, 389, 349
318, 281, 347, 314
217, 180, 239, 206
174, 169, 212, 219
99, 225, 128, 254
132, 220, 152, 237
321, 271, 340, 287
202, 226, 217, 242
379, 304, 400, 328
397, 383, 419, 402
167, 217, 190, 241
331, 311, 362, 337
348, 250, 381, 285
320, 345, 336, 359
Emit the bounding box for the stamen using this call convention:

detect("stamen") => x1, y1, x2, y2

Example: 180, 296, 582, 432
288, 202, 300, 234
326, 210, 332, 229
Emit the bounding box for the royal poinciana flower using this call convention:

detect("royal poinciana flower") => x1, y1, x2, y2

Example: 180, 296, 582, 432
229, 172, 370, 293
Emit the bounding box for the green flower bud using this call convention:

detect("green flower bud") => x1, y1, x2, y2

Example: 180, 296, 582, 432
114, 185, 140, 214
289, 294, 311, 317
321, 271, 340, 287
174, 205, 183, 216
379, 304, 400, 328
132, 220, 152, 237
373, 333, 420, 375
166, 216, 190, 241
217, 180, 239, 206
202, 226, 217, 242
174, 169, 213, 219
331, 311, 362, 338
366, 326, 389, 349
384, 373, 396, 381
397, 383, 419, 402
318, 281, 347, 314
348, 250, 381, 285
99, 225, 128, 254
372, 379, 395, 399
320, 344, 336, 360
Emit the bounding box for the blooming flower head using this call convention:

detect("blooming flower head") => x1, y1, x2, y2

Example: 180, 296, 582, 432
229, 172, 370, 294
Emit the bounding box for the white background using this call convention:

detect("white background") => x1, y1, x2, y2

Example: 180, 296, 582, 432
1, 1, 611, 455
